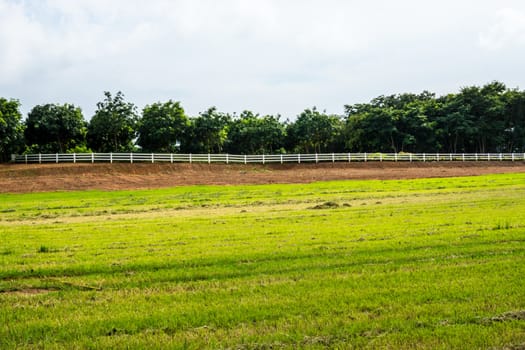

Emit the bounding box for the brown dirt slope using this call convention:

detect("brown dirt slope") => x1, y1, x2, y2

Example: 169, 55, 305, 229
0, 161, 524, 193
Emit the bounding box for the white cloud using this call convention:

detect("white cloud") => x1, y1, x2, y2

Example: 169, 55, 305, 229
2, 0, 525, 118
479, 8, 525, 50
0, 1, 47, 83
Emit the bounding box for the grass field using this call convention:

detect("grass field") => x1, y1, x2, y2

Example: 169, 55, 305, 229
1, 174, 525, 349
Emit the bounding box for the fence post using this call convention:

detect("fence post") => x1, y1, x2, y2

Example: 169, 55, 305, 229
38, 153, 41, 164
449, 154, 452, 161
409, 153, 412, 162
380, 153, 383, 162
56, 153, 58, 163
262, 154, 265, 165
131, 153, 133, 164
208, 153, 210, 164
348, 153, 351, 162
475, 153, 478, 161
110, 153, 113, 164
170, 153, 173, 164
298, 154, 301, 164
332, 153, 335, 162
73, 153, 76, 163
244, 155, 247, 164
151, 153, 153, 163
436, 153, 439, 162
512, 153, 515, 161
226, 153, 229, 164
364, 153, 367, 162
25, 154, 28, 164
499, 153, 502, 161
462, 153, 465, 161
423, 153, 425, 162
487, 153, 490, 161
189, 153, 192, 164
315, 153, 318, 163
91, 153, 94, 163
280, 154, 283, 164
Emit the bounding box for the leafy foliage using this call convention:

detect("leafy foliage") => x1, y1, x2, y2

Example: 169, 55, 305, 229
0, 98, 24, 161
137, 101, 188, 152
87, 91, 138, 152
183, 107, 230, 153
226, 111, 286, 154
287, 107, 343, 153
3, 81, 525, 159
25, 103, 87, 153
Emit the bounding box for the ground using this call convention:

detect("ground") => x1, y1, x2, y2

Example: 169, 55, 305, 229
1, 161, 524, 193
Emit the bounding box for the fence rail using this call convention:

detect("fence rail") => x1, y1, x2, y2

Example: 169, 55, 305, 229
11, 152, 525, 164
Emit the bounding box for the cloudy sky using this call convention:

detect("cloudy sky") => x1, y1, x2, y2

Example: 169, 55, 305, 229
1, 0, 525, 119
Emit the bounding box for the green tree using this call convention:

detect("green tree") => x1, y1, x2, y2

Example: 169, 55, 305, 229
0, 98, 25, 162
137, 101, 189, 152
502, 89, 525, 152
455, 82, 506, 153
344, 105, 397, 152
25, 103, 87, 153
433, 94, 477, 153
87, 91, 138, 152
286, 107, 342, 153
183, 107, 230, 153
226, 111, 286, 154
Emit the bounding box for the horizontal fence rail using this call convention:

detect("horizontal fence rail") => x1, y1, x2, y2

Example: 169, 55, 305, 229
11, 152, 525, 164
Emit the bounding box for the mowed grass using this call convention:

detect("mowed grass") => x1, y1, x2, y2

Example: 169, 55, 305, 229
0, 174, 524, 349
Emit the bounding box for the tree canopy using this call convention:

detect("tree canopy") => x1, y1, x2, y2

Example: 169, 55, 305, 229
87, 91, 138, 152
0, 98, 24, 162
137, 101, 188, 152
226, 111, 286, 154
2, 81, 525, 161
25, 103, 87, 153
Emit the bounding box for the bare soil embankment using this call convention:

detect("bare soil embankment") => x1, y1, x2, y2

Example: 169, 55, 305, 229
0, 161, 524, 193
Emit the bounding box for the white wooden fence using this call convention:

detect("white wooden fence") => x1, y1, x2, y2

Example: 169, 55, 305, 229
11, 152, 525, 164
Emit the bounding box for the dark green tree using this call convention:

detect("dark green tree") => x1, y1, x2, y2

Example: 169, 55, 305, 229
0, 98, 25, 162
87, 91, 138, 152
455, 82, 506, 153
25, 103, 87, 153
137, 101, 189, 152
286, 107, 343, 153
433, 94, 477, 153
226, 111, 286, 154
183, 107, 230, 153
501, 89, 525, 152
344, 105, 397, 152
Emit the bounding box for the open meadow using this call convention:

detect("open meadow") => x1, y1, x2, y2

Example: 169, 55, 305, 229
1, 173, 525, 349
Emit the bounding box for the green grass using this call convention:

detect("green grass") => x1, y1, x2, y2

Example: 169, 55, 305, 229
1, 173, 524, 349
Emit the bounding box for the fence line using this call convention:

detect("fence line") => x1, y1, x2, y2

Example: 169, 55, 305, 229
11, 152, 525, 164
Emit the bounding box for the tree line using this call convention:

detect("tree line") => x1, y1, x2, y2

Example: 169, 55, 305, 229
1, 81, 525, 162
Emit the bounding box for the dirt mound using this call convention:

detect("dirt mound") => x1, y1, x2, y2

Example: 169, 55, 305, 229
0, 161, 524, 193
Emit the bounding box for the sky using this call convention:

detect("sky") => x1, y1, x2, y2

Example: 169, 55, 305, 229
1, 0, 525, 120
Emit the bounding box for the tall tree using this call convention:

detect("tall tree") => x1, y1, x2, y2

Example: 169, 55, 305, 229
455, 82, 506, 153
502, 89, 525, 152
344, 106, 397, 152
25, 103, 87, 153
226, 111, 286, 154
137, 101, 189, 152
286, 107, 342, 153
184, 107, 230, 153
0, 98, 24, 162
87, 91, 138, 152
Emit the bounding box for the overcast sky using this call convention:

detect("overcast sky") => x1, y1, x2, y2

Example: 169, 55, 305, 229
1, 0, 525, 120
